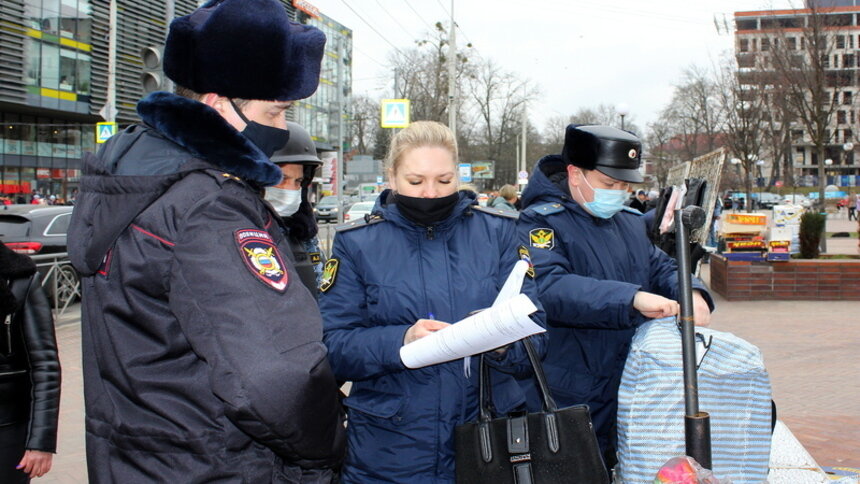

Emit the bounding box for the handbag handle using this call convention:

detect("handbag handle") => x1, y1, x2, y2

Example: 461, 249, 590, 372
478, 336, 558, 420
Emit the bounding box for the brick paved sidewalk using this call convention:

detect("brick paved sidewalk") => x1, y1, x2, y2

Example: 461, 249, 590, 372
39, 290, 858, 481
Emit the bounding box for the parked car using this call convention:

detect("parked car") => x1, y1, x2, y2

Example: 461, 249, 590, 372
757, 192, 783, 209
1, 205, 73, 254
344, 201, 375, 222
0, 204, 78, 305
782, 194, 812, 208
314, 195, 351, 223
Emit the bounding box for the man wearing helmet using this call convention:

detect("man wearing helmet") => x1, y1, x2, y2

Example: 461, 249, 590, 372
265, 122, 325, 295
67, 0, 345, 481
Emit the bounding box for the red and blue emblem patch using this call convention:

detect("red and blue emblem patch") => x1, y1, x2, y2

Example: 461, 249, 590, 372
235, 229, 288, 292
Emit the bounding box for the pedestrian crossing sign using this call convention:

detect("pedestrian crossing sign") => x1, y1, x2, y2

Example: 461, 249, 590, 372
96, 122, 118, 144
380, 99, 410, 128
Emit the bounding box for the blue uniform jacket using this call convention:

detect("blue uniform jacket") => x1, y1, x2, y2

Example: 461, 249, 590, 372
516, 155, 715, 458
321, 190, 546, 484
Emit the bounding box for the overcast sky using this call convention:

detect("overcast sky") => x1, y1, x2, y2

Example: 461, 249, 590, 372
308, 0, 799, 134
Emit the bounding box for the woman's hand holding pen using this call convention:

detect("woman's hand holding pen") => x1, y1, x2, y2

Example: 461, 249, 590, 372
403, 318, 450, 345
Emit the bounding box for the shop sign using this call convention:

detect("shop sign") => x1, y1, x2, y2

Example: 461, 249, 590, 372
727, 240, 766, 250
292, 0, 321, 18
725, 213, 767, 225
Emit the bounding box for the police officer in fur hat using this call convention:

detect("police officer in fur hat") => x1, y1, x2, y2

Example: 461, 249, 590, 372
265, 122, 325, 296
67, 0, 345, 481
516, 125, 714, 471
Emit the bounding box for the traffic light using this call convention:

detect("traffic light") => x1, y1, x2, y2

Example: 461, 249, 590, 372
140, 45, 166, 93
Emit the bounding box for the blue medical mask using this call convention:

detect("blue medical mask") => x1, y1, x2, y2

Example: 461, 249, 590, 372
577, 171, 628, 219
264, 187, 302, 217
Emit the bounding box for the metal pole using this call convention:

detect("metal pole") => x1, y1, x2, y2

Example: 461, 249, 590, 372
447, 0, 457, 139
164, 0, 175, 93
675, 206, 712, 470
106, 0, 117, 122
521, 89, 527, 174
336, 38, 345, 224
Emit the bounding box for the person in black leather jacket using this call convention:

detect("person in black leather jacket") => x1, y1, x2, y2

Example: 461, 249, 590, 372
0, 242, 61, 483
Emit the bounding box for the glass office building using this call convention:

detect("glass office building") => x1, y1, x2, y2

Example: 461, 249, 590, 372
0, 0, 351, 202
293, 9, 353, 151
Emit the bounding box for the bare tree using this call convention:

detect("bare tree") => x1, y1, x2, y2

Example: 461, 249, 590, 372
644, 119, 681, 188
765, 5, 841, 207
466, 57, 539, 186
541, 114, 570, 155
716, 54, 767, 205
660, 66, 724, 161
387, 22, 473, 124
349, 94, 379, 155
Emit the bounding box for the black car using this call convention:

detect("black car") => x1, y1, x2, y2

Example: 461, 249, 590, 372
1, 204, 78, 305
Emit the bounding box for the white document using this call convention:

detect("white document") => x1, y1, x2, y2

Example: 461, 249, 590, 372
399, 261, 544, 369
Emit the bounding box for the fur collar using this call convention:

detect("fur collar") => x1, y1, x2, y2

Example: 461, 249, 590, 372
0, 243, 36, 316
136, 91, 282, 186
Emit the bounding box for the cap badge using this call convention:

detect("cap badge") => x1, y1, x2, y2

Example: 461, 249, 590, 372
628, 149, 638, 159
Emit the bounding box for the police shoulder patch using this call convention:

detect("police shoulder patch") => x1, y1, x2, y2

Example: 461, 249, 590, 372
518, 245, 536, 278
319, 258, 339, 293
235, 229, 288, 292
529, 227, 555, 250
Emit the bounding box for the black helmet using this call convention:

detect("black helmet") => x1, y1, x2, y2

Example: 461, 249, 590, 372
271, 122, 322, 166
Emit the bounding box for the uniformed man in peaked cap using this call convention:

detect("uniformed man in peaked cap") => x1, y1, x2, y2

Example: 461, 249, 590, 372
516, 125, 714, 471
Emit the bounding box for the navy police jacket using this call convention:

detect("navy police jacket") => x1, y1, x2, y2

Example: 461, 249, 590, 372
67, 92, 344, 483
321, 190, 546, 484
516, 155, 715, 458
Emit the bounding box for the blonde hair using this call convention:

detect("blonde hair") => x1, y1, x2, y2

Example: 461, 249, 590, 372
498, 184, 518, 201
385, 121, 459, 176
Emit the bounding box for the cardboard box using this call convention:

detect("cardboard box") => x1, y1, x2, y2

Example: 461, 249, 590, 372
773, 205, 803, 226
720, 212, 768, 235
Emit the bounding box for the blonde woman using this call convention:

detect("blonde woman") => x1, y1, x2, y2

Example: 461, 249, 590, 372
320, 121, 545, 483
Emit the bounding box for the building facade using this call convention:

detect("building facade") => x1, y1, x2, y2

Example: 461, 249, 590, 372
0, 0, 352, 202
292, 5, 352, 153
735, 6, 860, 187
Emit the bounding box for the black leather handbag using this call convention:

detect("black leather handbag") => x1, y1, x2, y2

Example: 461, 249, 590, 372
455, 338, 609, 484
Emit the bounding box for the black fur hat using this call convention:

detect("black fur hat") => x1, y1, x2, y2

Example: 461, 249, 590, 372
561, 124, 644, 183
163, 0, 327, 101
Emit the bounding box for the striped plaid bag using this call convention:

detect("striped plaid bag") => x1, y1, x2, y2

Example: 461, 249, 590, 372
616, 318, 772, 484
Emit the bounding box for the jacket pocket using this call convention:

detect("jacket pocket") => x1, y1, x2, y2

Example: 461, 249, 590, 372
365, 283, 418, 326
344, 383, 409, 422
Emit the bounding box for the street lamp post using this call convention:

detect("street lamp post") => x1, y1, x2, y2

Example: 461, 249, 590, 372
730, 158, 742, 210
617, 103, 630, 131
755, 160, 765, 210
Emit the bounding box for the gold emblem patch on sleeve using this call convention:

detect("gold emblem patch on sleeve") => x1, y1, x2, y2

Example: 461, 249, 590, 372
518, 245, 536, 278
529, 228, 555, 250
319, 258, 339, 293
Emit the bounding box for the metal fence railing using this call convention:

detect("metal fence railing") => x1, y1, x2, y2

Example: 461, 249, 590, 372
30, 252, 80, 317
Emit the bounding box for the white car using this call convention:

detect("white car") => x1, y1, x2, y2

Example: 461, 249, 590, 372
344, 201, 375, 222
781, 194, 812, 208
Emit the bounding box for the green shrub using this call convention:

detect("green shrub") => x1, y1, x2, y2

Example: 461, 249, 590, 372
799, 212, 827, 259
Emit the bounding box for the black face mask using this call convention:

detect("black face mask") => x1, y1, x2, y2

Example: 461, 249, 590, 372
229, 99, 290, 158
395, 192, 460, 227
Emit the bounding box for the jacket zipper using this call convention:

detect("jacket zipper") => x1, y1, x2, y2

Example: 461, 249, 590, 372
4, 314, 11, 355
425, 225, 435, 240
